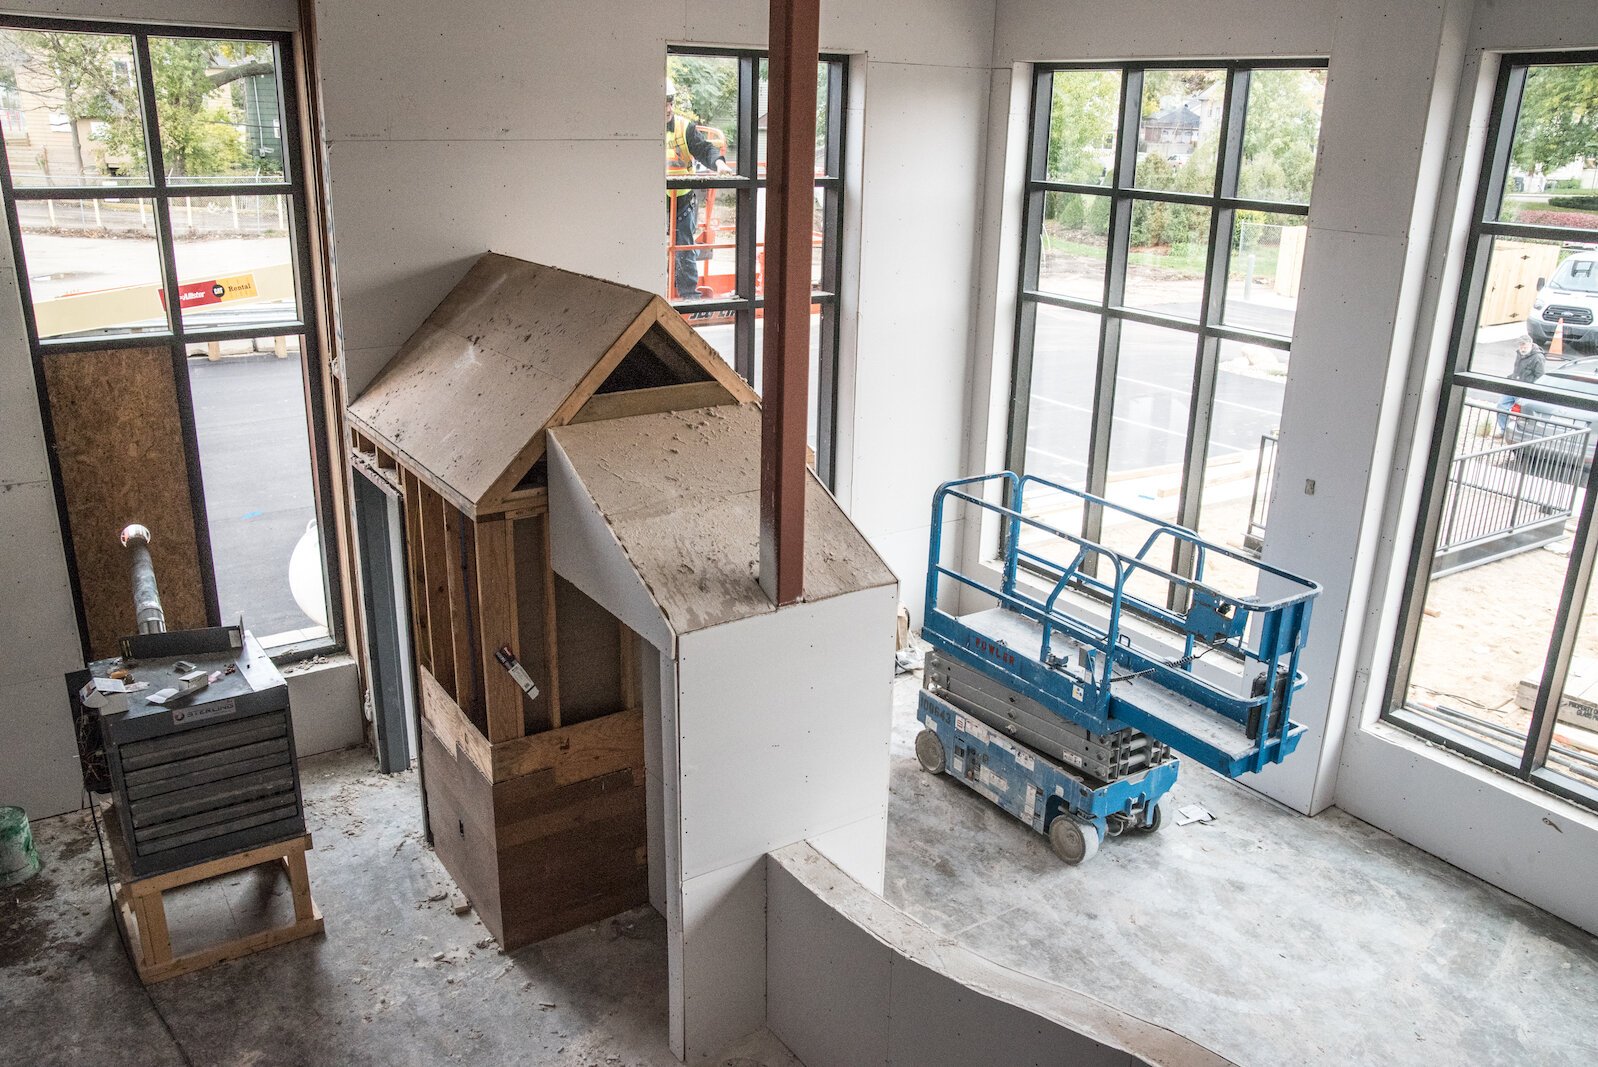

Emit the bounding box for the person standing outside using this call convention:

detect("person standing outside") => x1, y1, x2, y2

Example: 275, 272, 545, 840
667, 78, 734, 301
1497, 335, 1547, 434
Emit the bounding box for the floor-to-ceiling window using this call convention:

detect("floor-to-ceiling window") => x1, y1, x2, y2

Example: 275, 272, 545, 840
1387, 53, 1598, 811
665, 47, 847, 484
0, 17, 338, 653
1006, 61, 1325, 599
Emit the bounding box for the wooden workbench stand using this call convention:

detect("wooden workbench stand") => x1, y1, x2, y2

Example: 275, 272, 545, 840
111, 830, 324, 984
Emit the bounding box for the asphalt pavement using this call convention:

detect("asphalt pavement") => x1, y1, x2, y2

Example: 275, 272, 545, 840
187, 351, 320, 640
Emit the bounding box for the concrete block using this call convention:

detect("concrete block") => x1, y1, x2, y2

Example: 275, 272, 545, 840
282, 654, 363, 757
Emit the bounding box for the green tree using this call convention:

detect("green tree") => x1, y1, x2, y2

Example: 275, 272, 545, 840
1236, 68, 1324, 203
1046, 69, 1119, 186
6, 30, 126, 176
1513, 63, 1598, 176
101, 40, 274, 178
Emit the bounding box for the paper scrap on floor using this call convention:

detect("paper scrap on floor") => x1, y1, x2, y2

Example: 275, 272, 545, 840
1175, 803, 1214, 826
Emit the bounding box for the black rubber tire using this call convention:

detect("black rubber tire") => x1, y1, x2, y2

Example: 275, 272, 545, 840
1048, 816, 1100, 865
1137, 801, 1164, 835
914, 729, 946, 775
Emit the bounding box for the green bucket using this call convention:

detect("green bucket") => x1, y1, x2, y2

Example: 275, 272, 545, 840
0, 806, 41, 888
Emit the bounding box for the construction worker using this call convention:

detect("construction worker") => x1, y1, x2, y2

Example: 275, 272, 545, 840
667, 78, 734, 301
1496, 335, 1547, 434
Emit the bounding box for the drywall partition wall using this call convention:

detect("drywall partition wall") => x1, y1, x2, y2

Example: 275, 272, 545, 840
0, 0, 305, 819
310, 0, 998, 630
766, 842, 1233, 1067
545, 410, 897, 1060
970, 0, 1475, 817
1331, 0, 1598, 938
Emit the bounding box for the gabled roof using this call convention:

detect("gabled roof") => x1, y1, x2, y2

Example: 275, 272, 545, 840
347, 253, 757, 516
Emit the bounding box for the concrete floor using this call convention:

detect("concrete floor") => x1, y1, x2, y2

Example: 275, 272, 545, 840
881, 672, 1598, 1066
0, 750, 798, 1067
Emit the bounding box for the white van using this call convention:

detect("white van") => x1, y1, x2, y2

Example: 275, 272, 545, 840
1528, 250, 1598, 354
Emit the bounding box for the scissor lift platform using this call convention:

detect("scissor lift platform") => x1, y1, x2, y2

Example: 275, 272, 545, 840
916, 473, 1320, 863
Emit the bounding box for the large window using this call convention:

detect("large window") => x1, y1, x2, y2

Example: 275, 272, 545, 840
1388, 54, 1598, 810
1007, 62, 1324, 599
665, 48, 847, 483
0, 19, 337, 653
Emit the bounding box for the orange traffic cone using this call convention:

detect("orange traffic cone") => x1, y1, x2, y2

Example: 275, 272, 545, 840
1551, 320, 1565, 357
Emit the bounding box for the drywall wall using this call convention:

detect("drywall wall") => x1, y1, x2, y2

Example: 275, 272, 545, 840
766, 841, 1233, 1067
672, 584, 897, 1060
0, 0, 347, 819
311, 0, 997, 629
1331, 0, 1598, 938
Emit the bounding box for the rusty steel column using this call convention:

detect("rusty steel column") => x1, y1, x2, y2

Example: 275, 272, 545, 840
758, 0, 820, 606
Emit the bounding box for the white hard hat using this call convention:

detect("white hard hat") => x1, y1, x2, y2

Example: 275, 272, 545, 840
666, 77, 677, 98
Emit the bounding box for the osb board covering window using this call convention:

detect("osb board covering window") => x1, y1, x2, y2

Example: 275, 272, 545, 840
43, 347, 209, 657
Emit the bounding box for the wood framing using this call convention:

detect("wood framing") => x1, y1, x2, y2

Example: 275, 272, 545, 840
345, 254, 757, 950
104, 801, 323, 984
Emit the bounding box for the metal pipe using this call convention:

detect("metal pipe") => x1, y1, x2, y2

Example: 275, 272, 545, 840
119, 523, 166, 635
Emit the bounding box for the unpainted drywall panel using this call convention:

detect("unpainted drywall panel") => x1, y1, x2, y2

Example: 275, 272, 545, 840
674, 584, 896, 881
767, 845, 893, 1067
0, 478, 81, 690
1250, 225, 1410, 812
546, 436, 675, 655
992, 0, 1333, 65
680, 0, 997, 69
768, 843, 1234, 1067
658, 644, 685, 1060
282, 655, 364, 757
1468, 0, 1598, 50
323, 138, 663, 377
1337, 726, 1598, 936
0, 675, 83, 819
1310, 0, 1463, 241
887, 955, 1137, 1067
680, 858, 767, 1063
315, 0, 678, 143
6, 0, 297, 31
806, 810, 887, 897
848, 61, 990, 546
874, 518, 960, 629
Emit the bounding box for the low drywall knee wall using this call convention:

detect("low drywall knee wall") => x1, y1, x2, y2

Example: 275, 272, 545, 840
767, 843, 1233, 1067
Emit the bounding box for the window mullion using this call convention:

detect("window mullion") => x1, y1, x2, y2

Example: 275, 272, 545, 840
1523, 465, 1598, 773
133, 34, 182, 340
735, 53, 758, 385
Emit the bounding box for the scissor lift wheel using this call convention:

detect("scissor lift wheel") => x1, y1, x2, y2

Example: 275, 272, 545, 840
915, 729, 946, 775
1048, 815, 1100, 865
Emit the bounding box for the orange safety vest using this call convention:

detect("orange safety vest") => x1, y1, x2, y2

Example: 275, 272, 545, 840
667, 114, 694, 199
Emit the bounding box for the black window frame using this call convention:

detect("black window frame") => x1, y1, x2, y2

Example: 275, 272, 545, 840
665, 45, 848, 487
1384, 50, 1598, 813
1006, 58, 1326, 588
0, 14, 342, 664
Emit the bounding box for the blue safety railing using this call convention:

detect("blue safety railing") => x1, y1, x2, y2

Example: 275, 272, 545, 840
922, 472, 1321, 775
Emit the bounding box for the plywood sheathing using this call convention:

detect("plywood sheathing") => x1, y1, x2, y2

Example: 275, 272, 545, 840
346, 253, 754, 516
547, 404, 895, 635
42, 347, 210, 658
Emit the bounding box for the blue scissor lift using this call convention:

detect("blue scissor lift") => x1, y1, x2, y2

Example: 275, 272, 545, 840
915, 473, 1321, 864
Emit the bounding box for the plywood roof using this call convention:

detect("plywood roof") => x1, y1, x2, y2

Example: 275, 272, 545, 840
547, 404, 896, 635
347, 253, 755, 514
